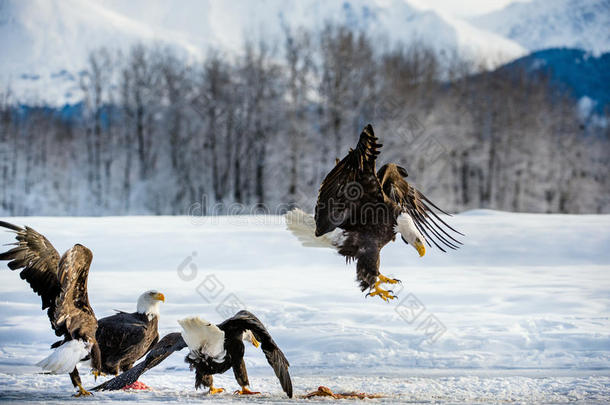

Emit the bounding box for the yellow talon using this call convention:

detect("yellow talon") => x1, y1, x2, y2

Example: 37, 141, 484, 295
209, 386, 225, 395
366, 281, 397, 302
234, 386, 261, 395
91, 370, 106, 381
378, 274, 400, 285
74, 383, 92, 397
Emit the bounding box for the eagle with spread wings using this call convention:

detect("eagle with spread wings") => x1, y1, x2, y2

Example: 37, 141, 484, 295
0, 221, 102, 396
286, 124, 463, 301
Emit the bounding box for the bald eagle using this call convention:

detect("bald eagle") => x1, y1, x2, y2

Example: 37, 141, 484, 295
179, 311, 293, 397
286, 124, 462, 301
95, 310, 293, 397
96, 290, 165, 386
0, 221, 101, 396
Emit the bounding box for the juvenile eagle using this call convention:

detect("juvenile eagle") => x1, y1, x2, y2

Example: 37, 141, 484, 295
96, 290, 165, 388
0, 221, 101, 396
286, 124, 462, 301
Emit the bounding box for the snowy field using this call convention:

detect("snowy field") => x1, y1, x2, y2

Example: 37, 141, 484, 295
0, 210, 609, 403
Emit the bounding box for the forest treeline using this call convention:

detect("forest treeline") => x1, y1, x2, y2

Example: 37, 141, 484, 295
0, 24, 608, 216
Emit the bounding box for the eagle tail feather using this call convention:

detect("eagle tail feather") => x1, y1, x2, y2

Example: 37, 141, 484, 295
36, 339, 89, 374
284, 209, 344, 249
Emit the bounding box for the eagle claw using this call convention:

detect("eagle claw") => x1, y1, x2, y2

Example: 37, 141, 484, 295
234, 387, 261, 395
208, 386, 225, 395
366, 281, 397, 302
378, 274, 401, 285
74, 385, 92, 397
92, 370, 106, 381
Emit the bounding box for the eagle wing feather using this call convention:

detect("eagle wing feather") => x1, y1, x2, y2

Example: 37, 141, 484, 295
0, 221, 61, 323
377, 163, 463, 252
314, 124, 385, 236
218, 310, 293, 398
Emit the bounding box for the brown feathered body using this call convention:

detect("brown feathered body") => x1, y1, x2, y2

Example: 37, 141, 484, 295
96, 311, 159, 375
314, 124, 462, 291
0, 222, 101, 390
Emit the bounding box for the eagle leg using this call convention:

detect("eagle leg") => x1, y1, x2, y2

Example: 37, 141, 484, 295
234, 386, 261, 395
91, 369, 106, 381
366, 281, 397, 302
70, 368, 92, 397
208, 386, 225, 395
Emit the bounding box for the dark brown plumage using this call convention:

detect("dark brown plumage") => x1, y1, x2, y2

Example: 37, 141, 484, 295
0, 221, 101, 396
96, 311, 159, 375
183, 310, 293, 398
93, 332, 187, 391
312, 124, 463, 300
94, 311, 293, 398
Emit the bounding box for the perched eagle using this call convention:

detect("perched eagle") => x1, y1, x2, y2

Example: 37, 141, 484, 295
179, 311, 293, 397
96, 290, 165, 386
286, 124, 462, 301
0, 221, 101, 396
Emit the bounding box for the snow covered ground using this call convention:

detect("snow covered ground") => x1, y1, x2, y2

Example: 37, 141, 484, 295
0, 210, 609, 403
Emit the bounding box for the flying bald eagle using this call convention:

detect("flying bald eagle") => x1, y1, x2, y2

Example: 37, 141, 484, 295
95, 290, 165, 387
0, 221, 101, 396
286, 124, 462, 301
179, 311, 293, 397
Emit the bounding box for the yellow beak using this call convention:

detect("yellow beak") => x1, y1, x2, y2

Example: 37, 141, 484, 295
154, 292, 165, 302
415, 241, 426, 257
251, 335, 260, 348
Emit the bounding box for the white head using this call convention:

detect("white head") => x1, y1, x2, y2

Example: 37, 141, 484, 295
395, 213, 426, 257
137, 290, 165, 320
241, 329, 260, 348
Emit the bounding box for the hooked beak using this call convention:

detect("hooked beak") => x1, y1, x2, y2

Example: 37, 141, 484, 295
415, 241, 426, 257
402, 236, 426, 257
250, 335, 260, 348
154, 292, 165, 302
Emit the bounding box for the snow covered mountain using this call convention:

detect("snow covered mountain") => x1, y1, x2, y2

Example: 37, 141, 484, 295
0, 0, 526, 104
2, 0, 609, 105
497, 48, 610, 114
471, 0, 610, 54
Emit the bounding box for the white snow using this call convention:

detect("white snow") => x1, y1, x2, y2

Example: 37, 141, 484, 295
0, 210, 608, 403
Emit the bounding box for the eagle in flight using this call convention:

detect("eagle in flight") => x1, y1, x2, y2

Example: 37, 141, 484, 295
286, 124, 462, 301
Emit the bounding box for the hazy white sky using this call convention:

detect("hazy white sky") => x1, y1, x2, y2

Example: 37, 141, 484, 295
407, 0, 533, 17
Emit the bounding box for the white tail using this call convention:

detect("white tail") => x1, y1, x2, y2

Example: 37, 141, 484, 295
178, 316, 225, 358
284, 208, 344, 249
36, 340, 89, 374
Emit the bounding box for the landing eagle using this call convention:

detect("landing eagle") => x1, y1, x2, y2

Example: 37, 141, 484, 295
286, 124, 462, 301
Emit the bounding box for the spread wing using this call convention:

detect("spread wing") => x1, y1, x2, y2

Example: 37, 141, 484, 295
52, 244, 97, 338
377, 163, 463, 252
92, 332, 187, 391
0, 221, 61, 323
96, 312, 154, 360
314, 124, 385, 236
219, 310, 293, 398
